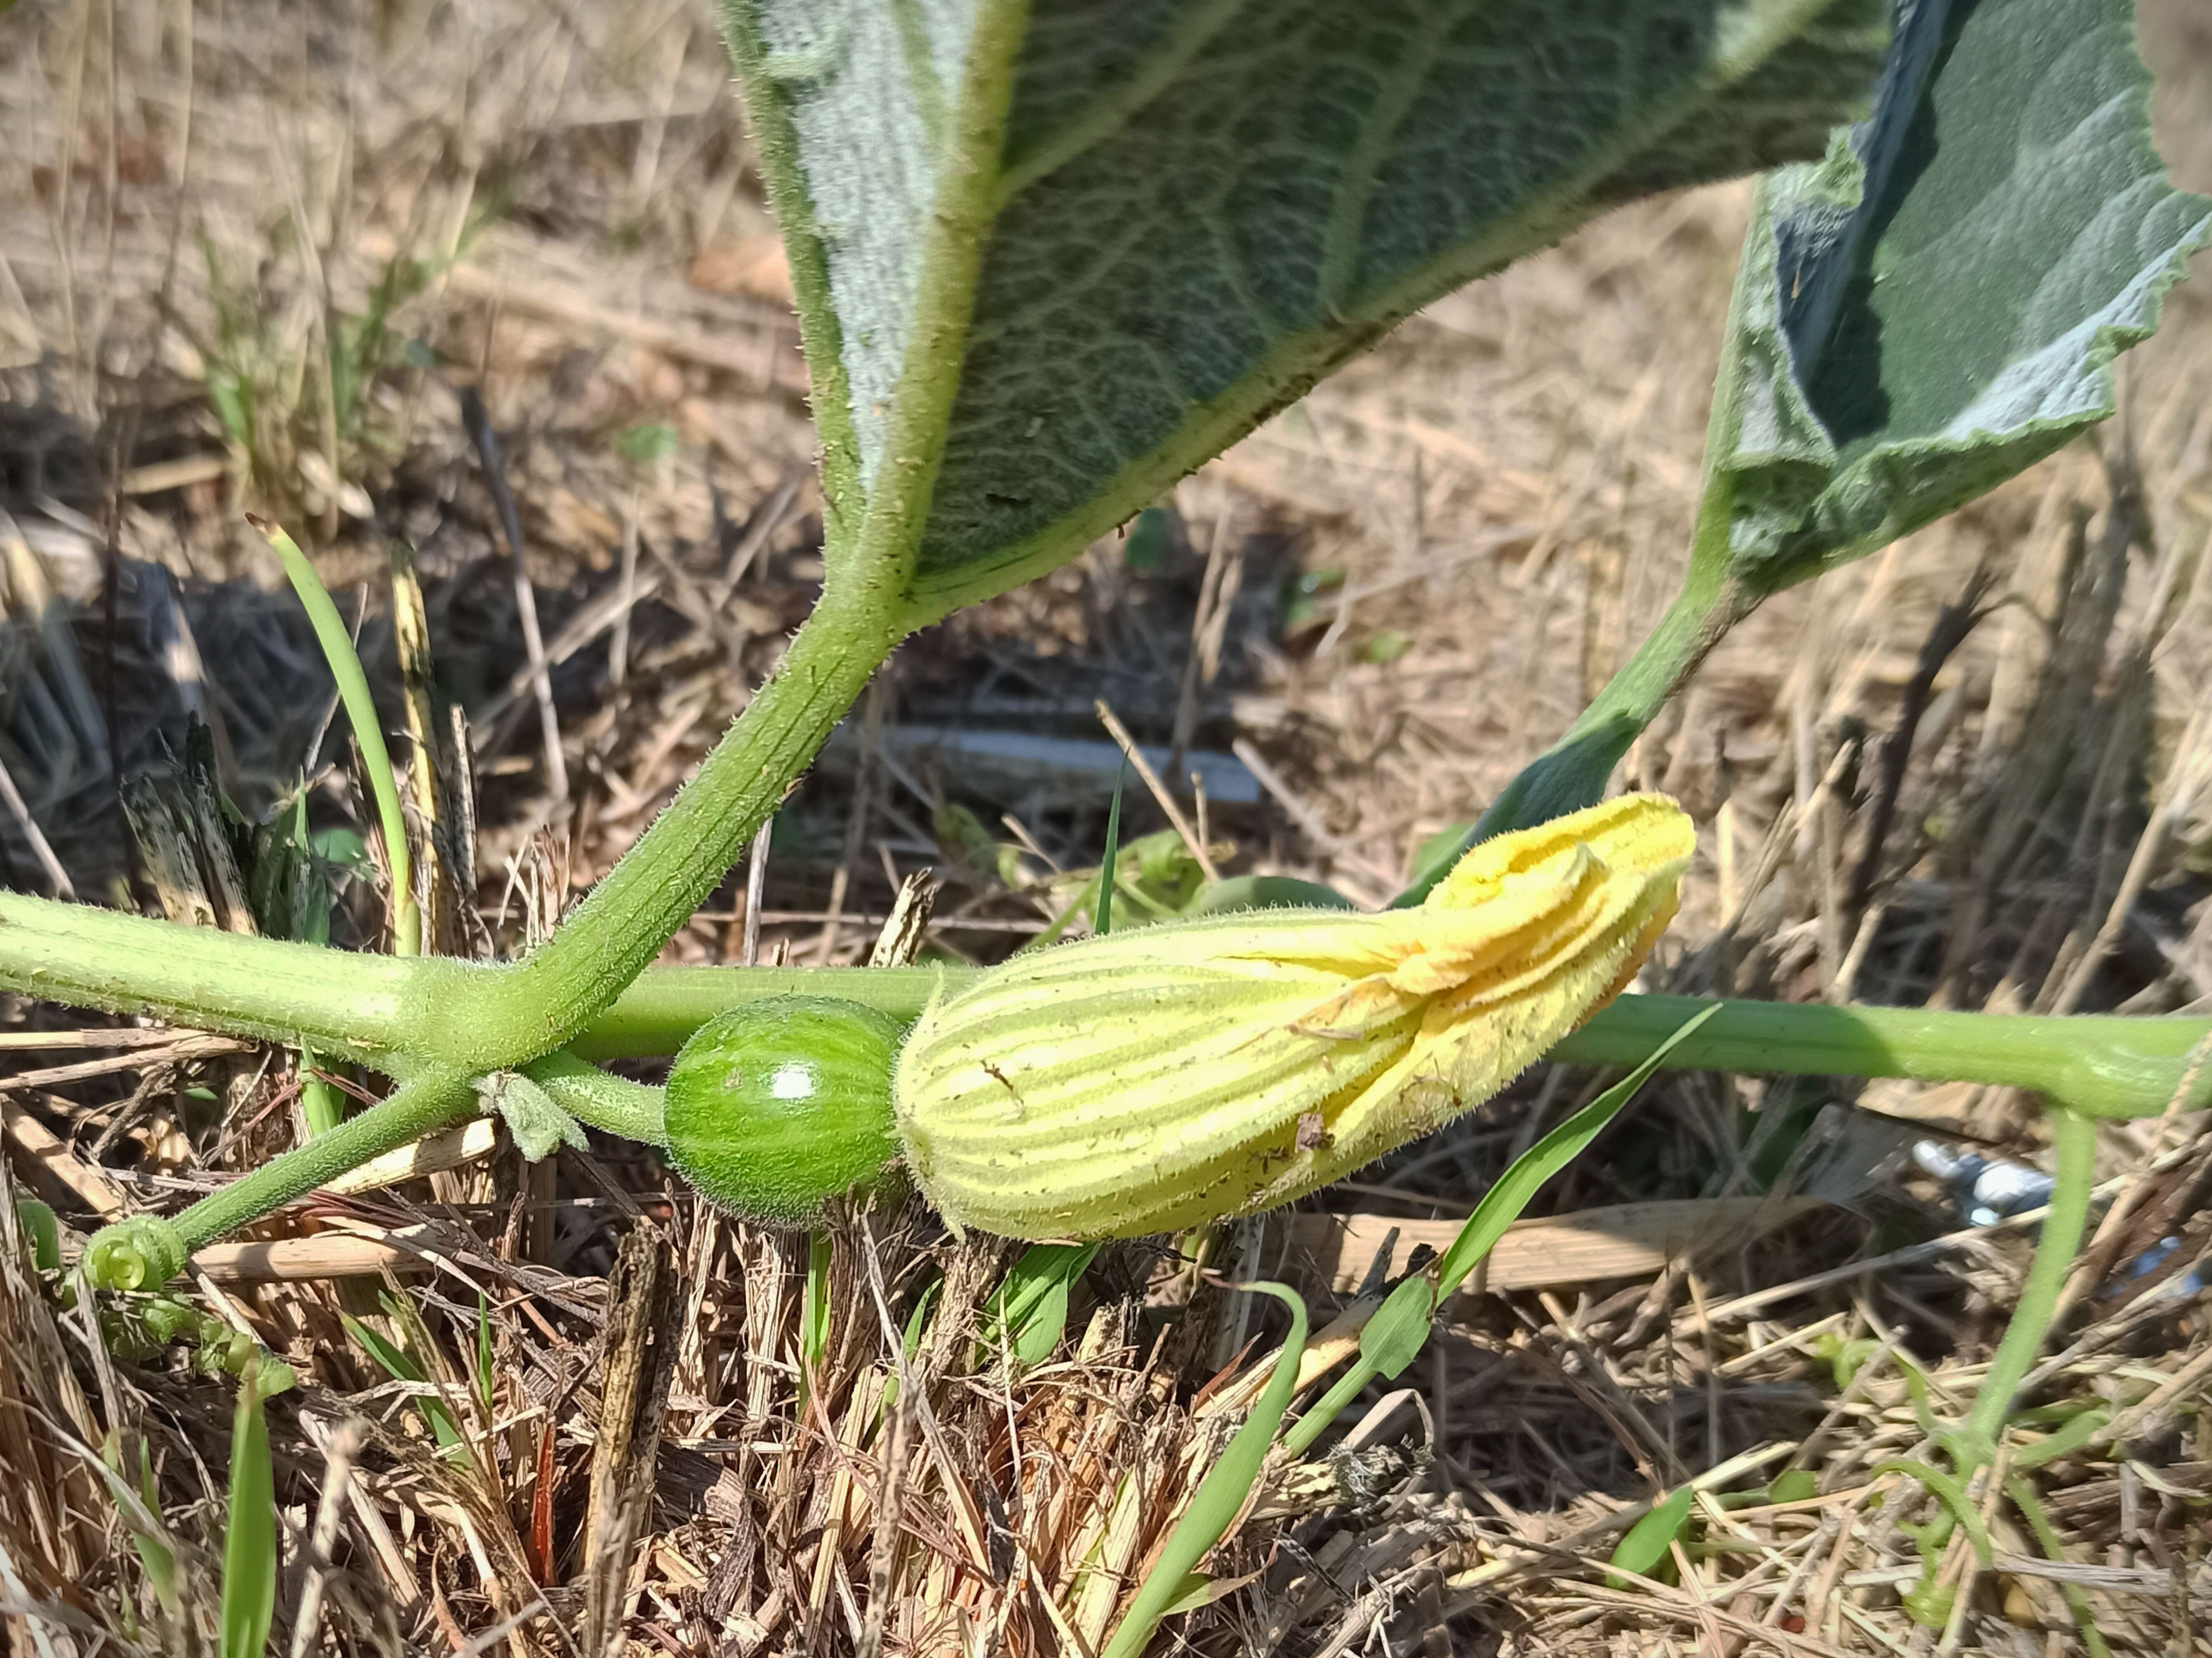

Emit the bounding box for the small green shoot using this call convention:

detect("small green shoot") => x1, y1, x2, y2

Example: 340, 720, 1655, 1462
1121, 506, 1174, 572
2007, 1474, 2113, 1658
14, 1198, 60, 1272
1094, 765, 1126, 936
981, 1243, 1100, 1368
94, 1432, 181, 1618
1359, 629, 1412, 665
882, 1276, 940, 1415
250, 790, 360, 1133
1605, 1485, 1695, 1590
1098, 1281, 1308, 1658
614, 422, 680, 465
342, 1311, 465, 1456
219, 1361, 282, 1658
798, 1230, 834, 1413
475, 1291, 496, 1421
252, 518, 418, 956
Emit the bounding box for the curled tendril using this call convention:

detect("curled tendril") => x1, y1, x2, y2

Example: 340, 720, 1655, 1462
84, 1216, 188, 1291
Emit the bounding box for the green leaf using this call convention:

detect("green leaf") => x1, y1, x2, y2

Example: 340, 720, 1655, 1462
1122, 505, 1176, 571
1435, 1003, 1723, 1292
615, 422, 681, 465
479, 1070, 588, 1162
1606, 1485, 1695, 1588
726, 0, 1889, 624
1421, 0, 2210, 860
1182, 874, 1359, 915
982, 1242, 1100, 1367
1767, 1468, 1819, 1504
219, 1366, 279, 1658
14, 1200, 60, 1272
1360, 630, 1412, 665
1359, 1273, 1439, 1382
1717, 0, 2210, 594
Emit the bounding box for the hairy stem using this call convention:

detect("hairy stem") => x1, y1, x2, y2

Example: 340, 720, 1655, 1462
0, 582, 908, 1071
89, 1068, 478, 1285
578, 968, 2212, 1120
437, 583, 904, 1066
524, 1050, 668, 1145
0, 892, 442, 1062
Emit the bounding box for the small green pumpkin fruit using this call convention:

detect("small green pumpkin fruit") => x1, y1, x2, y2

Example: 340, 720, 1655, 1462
666, 996, 904, 1226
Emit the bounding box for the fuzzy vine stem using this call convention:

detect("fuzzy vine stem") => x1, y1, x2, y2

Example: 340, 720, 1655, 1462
576, 971, 2212, 1122
77, 1053, 667, 1288
82, 1069, 477, 1288
0, 578, 908, 1071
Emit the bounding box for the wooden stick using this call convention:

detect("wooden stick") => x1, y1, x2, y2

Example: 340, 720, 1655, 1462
190, 1229, 437, 1283
1, 1097, 127, 1216
1281, 1196, 1825, 1298
1094, 699, 1219, 882
320, 1118, 500, 1195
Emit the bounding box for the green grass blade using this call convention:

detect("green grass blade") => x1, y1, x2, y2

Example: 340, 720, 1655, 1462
252, 518, 418, 956
135, 1437, 182, 1615
2006, 1475, 2111, 1658
1285, 1004, 1720, 1456
219, 1365, 279, 1658
1098, 1280, 1308, 1658
475, 1291, 496, 1420
981, 1242, 1100, 1368
798, 1230, 834, 1416
341, 1313, 463, 1453
1094, 764, 1126, 936
1605, 1485, 1695, 1589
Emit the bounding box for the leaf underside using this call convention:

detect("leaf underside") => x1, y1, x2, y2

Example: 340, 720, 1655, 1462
1721, 0, 2212, 591
729, 0, 1891, 619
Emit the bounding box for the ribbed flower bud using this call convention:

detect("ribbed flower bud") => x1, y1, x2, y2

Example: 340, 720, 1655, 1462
892, 794, 1693, 1240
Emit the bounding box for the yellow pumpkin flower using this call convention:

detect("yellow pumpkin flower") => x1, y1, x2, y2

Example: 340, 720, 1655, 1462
893, 793, 1693, 1239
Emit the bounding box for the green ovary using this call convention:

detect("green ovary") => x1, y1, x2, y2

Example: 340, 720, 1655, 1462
664, 996, 906, 1226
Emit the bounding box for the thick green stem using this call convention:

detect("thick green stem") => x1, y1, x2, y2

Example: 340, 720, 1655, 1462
1551, 995, 2211, 1121
1395, 548, 1743, 905
578, 969, 2212, 1120
0, 892, 444, 1062
440, 582, 904, 1065
0, 583, 908, 1071
1962, 1106, 2099, 1449
183, 1070, 475, 1246
579, 965, 948, 1056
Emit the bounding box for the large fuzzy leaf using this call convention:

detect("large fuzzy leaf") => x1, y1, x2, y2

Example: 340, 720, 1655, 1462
725, 0, 1890, 622
1718, 0, 2211, 590
1424, 0, 2211, 863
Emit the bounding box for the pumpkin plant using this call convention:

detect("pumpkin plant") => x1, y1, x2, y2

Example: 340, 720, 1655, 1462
6, 0, 2210, 1576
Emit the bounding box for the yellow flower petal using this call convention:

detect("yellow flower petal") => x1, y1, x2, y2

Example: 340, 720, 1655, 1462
893, 793, 1692, 1239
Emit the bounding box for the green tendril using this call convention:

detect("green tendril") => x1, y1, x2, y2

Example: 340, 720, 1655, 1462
85, 1216, 189, 1292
